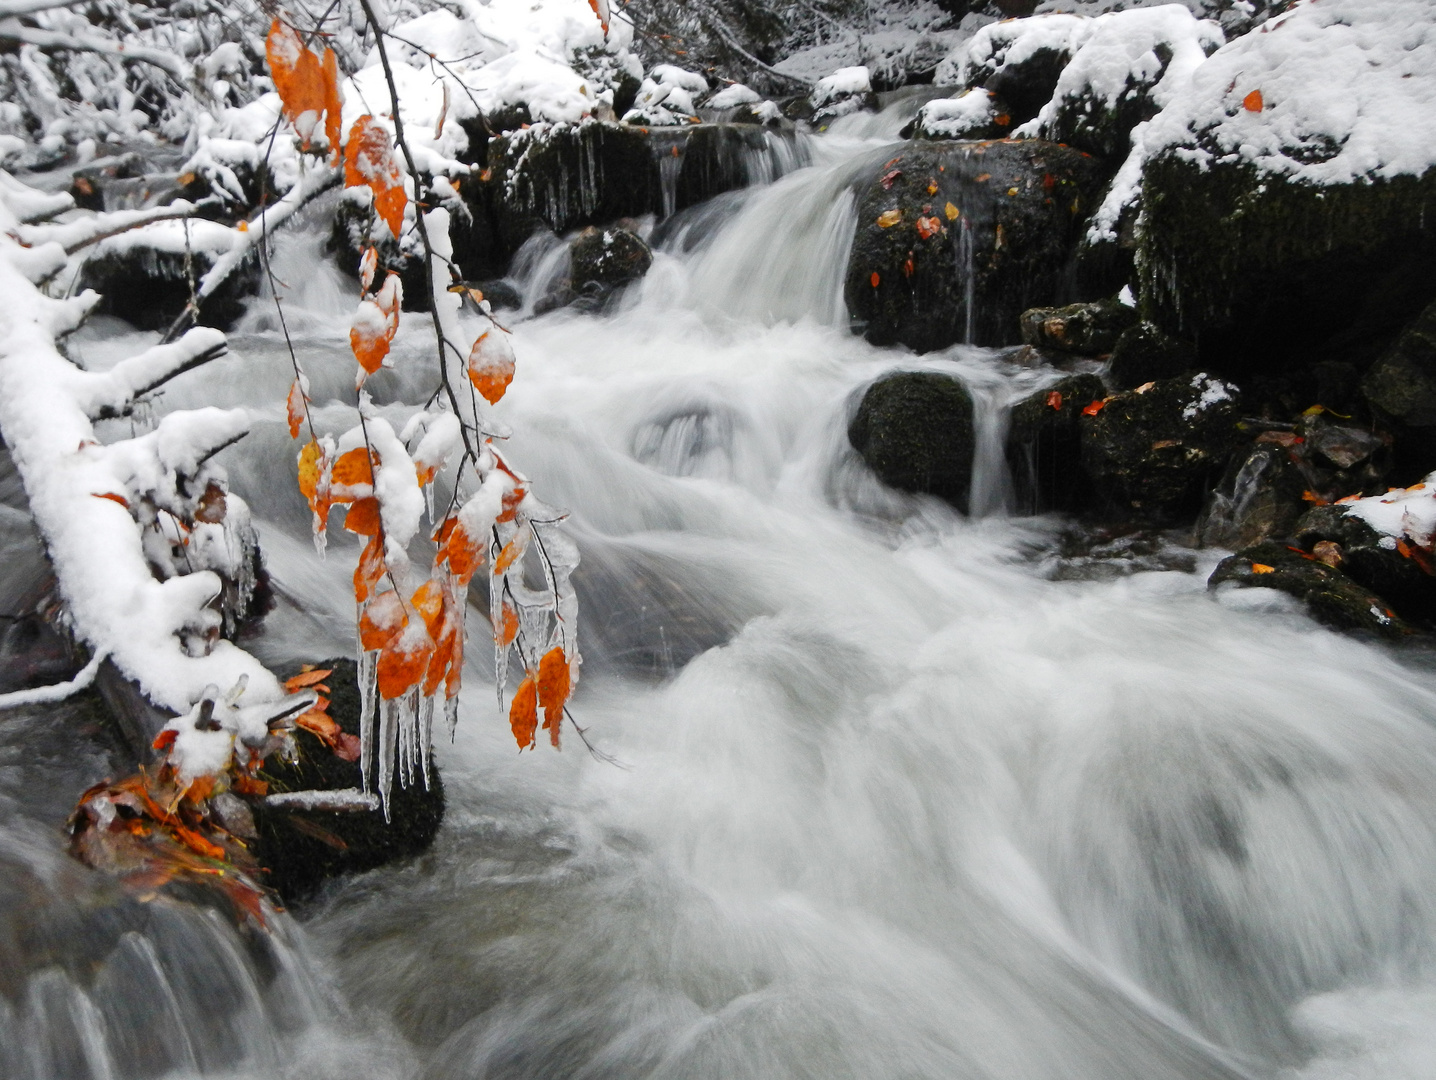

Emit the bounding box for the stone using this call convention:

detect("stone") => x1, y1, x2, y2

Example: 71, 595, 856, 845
570, 226, 653, 291
1018, 298, 1138, 356
249, 658, 444, 904
1079, 371, 1243, 523
845, 139, 1108, 352
77, 243, 258, 331
1362, 297, 1436, 480
1208, 540, 1411, 637
848, 371, 977, 512
1138, 153, 1436, 379
1197, 444, 1308, 550
1006, 373, 1105, 515
1293, 504, 1436, 626
1107, 321, 1198, 390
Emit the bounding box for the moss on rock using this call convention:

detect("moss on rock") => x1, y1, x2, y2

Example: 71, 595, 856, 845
848, 371, 976, 512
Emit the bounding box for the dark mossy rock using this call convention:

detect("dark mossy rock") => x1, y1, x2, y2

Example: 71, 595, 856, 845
961, 35, 1073, 128
1107, 320, 1198, 390
849, 371, 976, 511
1293, 504, 1436, 626
456, 103, 533, 168
1208, 540, 1411, 637
1079, 371, 1243, 523
1138, 153, 1436, 378
1197, 443, 1308, 549
250, 658, 444, 904
1362, 297, 1436, 481
330, 192, 424, 309
570, 226, 652, 291
1019, 298, 1137, 356
473, 278, 522, 311
486, 121, 799, 256
78, 243, 258, 331
1006, 373, 1105, 515
845, 139, 1108, 352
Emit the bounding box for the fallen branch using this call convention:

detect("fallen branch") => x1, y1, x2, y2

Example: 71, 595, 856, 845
0, 18, 191, 81
0, 649, 107, 710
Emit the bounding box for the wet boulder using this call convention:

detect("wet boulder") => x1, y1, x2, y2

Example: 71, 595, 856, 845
1136, 1, 1436, 378
1362, 297, 1436, 480
571, 226, 652, 291
1079, 371, 1243, 522
78, 220, 259, 331
1006, 373, 1105, 514
806, 67, 879, 128
1293, 501, 1436, 627
1107, 321, 1198, 390
848, 371, 976, 512
845, 139, 1107, 352
1197, 443, 1309, 550
1018, 298, 1137, 356
486, 121, 801, 256
472, 278, 522, 311
1208, 540, 1410, 637
250, 658, 444, 904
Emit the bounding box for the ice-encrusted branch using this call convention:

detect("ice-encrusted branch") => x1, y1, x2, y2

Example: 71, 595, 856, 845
80, 330, 229, 419
19, 201, 218, 256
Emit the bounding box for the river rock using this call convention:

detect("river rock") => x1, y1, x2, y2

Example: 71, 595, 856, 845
909, 90, 1014, 142
1197, 443, 1308, 550
486, 121, 801, 256
1208, 540, 1410, 637
1107, 321, 1198, 390
845, 139, 1107, 352
77, 227, 259, 331
1362, 297, 1436, 480
1080, 371, 1243, 522
848, 371, 976, 512
1018, 298, 1137, 356
249, 658, 444, 903
957, 16, 1081, 126
1293, 504, 1436, 626
571, 226, 653, 291
1006, 373, 1105, 514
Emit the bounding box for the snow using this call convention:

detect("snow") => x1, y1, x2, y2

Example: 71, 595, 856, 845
1013, 5, 1223, 139
955, 14, 1094, 89
652, 65, 709, 94
1344, 474, 1436, 549
707, 83, 761, 109
812, 66, 872, 107
1181, 372, 1236, 419
1138, 0, 1436, 185
263, 788, 381, 812
915, 88, 1003, 138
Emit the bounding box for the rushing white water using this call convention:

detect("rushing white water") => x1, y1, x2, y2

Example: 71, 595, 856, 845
9, 105, 1436, 1080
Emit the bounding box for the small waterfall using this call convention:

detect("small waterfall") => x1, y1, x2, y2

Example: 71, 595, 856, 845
657, 140, 683, 220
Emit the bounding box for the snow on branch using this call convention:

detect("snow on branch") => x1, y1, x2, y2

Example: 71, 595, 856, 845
0, 17, 192, 81
0, 175, 278, 716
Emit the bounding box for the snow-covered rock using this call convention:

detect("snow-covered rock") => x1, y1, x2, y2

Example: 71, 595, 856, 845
911, 88, 1012, 141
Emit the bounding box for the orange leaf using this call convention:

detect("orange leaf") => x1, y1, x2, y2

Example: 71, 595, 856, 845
354, 535, 385, 603
1301, 490, 1329, 506
284, 668, 333, 691
902, 255, 915, 278
330, 447, 377, 491
509, 675, 538, 749
1250, 562, 1275, 574
322, 46, 343, 164
445, 518, 486, 587
494, 533, 526, 575
232, 773, 268, 797
876, 209, 902, 228
298, 439, 324, 506
265, 20, 333, 150
153, 728, 178, 752
1243, 89, 1263, 112
350, 299, 392, 375
359, 246, 378, 292
296, 708, 342, 741
944, 201, 960, 221
1045, 390, 1062, 410
345, 115, 407, 239
343, 496, 382, 535
286, 378, 308, 438
183, 775, 216, 804
376, 622, 434, 700
497, 485, 525, 524
174, 825, 226, 861
495, 601, 519, 647
870, 271, 880, 288
359, 590, 408, 652
1082, 399, 1106, 417
467, 328, 516, 404
94, 491, 130, 509
915, 215, 941, 240
537, 647, 571, 745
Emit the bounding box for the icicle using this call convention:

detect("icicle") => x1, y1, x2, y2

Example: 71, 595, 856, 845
378, 698, 398, 821
420, 695, 435, 789
358, 650, 378, 792
444, 695, 459, 742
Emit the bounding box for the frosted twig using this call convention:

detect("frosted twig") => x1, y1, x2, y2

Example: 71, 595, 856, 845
0, 649, 108, 711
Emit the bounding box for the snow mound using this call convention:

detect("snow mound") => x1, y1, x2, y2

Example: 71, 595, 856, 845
1344, 475, 1436, 551
1141, 0, 1436, 185
914, 89, 1005, 139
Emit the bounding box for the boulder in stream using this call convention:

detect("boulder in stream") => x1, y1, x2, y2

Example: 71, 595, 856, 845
1079, 371, 1242, 522
1006, 373, 1105, 515
1107, 321, 1198, 390
845, 139, 1107, 352
1018, 298, 1137, 356
848, 371, 976, 512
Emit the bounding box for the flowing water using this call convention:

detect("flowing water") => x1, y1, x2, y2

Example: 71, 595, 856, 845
7, 104, 1436, 1080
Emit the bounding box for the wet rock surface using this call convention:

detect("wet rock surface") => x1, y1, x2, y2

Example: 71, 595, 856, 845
1079, 372, 1243, 523
1018, 298, 1137, 356
251, 658, 444, 904
845, 139, 1107, 352
570, 226, 653, 291
1197, 444, 1309, 551
1006, 373, 1105, 515
1107, 321, 1198, 390
1209, 540, 1410, 637
848, 371, 977, 512
1293, 504, 1436, 627
78, 244, 258, 331
1362, 297, 1436, 480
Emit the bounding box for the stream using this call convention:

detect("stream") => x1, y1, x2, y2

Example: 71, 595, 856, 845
6, 100, 1436, 1080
